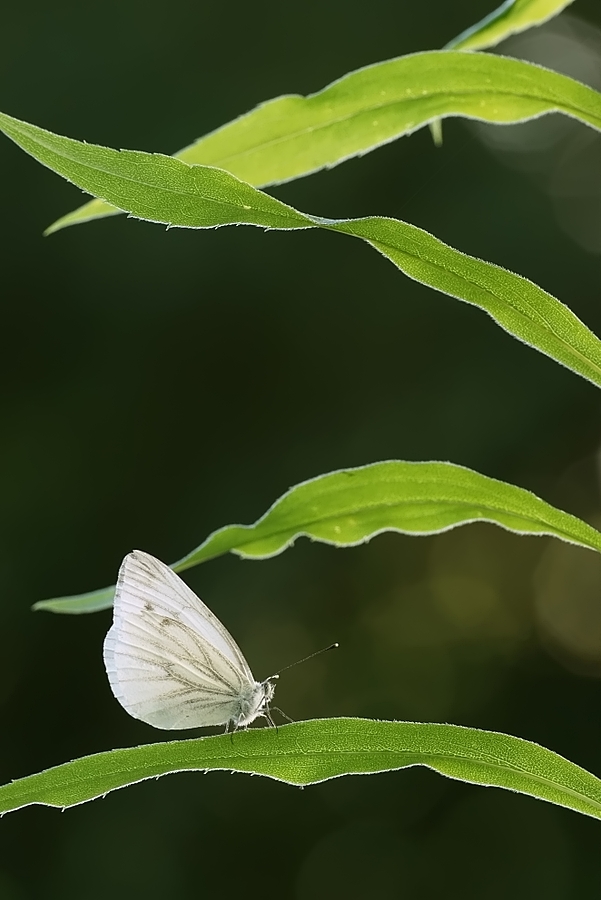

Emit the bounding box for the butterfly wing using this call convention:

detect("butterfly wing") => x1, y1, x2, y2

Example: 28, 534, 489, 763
104, 550, 257, 729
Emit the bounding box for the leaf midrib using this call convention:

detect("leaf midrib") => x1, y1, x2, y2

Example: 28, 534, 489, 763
37, 746, 601, 814
9, 118, 601, 387
207, 87, 601, 169
4, 118, 302, 223
201, 746, 601, 812
187, 495, 591, 563
360, 232, 601, 381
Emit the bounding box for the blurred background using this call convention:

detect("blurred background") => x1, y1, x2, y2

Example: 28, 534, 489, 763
2, 0, 601, 896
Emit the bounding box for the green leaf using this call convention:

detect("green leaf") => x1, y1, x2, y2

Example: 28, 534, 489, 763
3, 108, 601, 399
34, 461, 601, 614
429, 0, 576, 146
35, 585, 116, 615
2, 718, 601, 820
45, 49, 600, 233
446, 0, 576, 53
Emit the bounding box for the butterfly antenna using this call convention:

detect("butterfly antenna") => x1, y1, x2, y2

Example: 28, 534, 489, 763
270, 642, 339, 678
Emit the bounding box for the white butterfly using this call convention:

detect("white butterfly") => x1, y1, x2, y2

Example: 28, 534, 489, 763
103, 550, 276, 731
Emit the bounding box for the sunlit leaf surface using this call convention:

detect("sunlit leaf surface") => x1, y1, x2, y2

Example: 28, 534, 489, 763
429, 0, 576, 144
2, 718, 601, 821
32, 461, 601, 613
446, 0, 576, 52
44, 50, 598, 232
2, 109, 601, 404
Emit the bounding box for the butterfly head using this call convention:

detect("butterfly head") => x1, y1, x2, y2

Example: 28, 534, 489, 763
263, 676, 277, 705
235, 677, 277, 728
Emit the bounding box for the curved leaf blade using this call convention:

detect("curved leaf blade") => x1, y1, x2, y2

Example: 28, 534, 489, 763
46, 49, 601, 233
429, 0, 576, 145
2, 718, 601, 821
446, 0, 576, 53
331, 217, 601, 390
34, 461, 601, 614
3, 109, 601, 397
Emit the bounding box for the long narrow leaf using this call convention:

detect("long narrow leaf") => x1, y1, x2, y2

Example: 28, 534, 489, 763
2, 718, 601, 820
430, 1, 576, 145
33, 460, 601, 614
45, 49, 601, 233
3, 107, 601, 382
3, 109, 601, 397
446, 0, 575, 52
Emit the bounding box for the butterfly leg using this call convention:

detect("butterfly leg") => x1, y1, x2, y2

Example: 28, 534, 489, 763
272, 706, 294, 724
263, 707, 279, 734
224, 719, 236, 744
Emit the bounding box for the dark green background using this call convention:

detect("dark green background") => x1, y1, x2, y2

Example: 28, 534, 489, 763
2, 1, 601, 896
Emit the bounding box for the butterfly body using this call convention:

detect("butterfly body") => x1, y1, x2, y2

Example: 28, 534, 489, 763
104, 550, 276, 730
